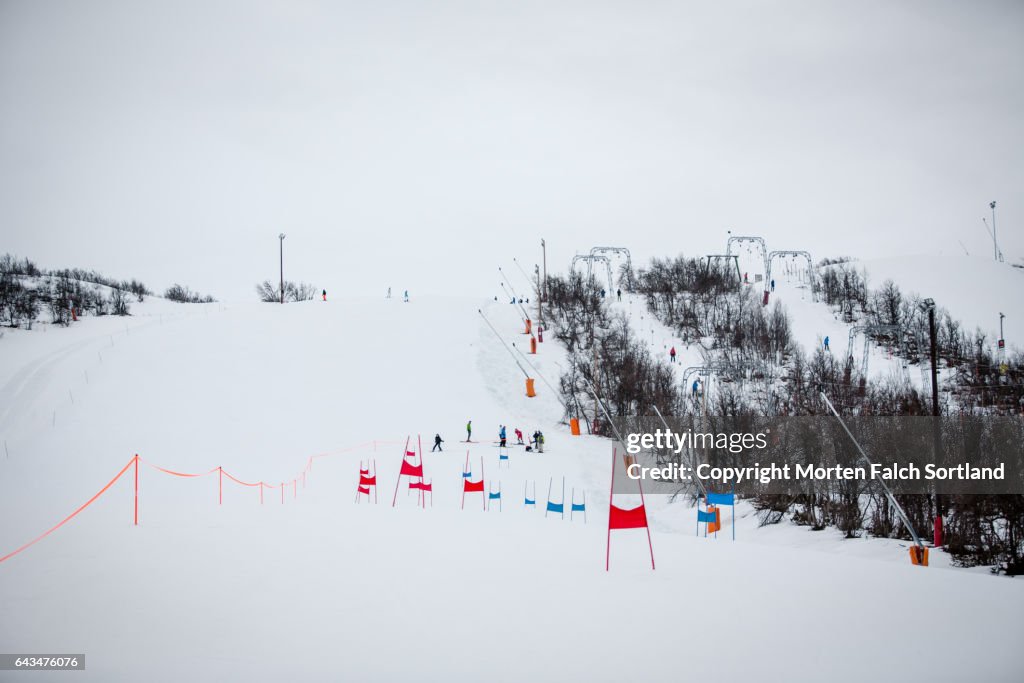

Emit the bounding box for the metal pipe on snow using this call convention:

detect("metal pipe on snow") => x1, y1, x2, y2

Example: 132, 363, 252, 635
478, 309, 530, 379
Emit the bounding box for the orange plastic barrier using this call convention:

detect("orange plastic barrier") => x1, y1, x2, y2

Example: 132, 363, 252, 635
570, 418, 581, 436
524, 319, 532, 335
909, 546, 929, 566
530, 336, 537, 354
526, 378, 536, 397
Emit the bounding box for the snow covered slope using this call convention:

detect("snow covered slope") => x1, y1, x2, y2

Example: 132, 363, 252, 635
1, 295, 1022, 682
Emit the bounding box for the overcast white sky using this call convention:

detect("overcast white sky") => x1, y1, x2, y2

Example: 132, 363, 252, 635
1, 0, 1022, 300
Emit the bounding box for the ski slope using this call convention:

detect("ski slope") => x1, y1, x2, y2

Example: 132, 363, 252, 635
1, 294, 1022, 682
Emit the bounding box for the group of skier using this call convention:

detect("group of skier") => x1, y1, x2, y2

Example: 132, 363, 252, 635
431, 420, 544, 453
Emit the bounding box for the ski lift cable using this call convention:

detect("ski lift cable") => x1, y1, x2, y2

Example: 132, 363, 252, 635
651, 405, 708, 497
819, 390, 924, 549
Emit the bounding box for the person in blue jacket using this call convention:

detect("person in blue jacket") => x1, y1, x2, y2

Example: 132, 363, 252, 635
499, 425, 507, 448
824, 336, 830, 351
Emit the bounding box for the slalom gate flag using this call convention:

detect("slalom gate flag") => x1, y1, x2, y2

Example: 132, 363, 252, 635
489, 491, 501, 500
464, 479, 484, 492
707, 492, 735, 506
608, 504, 647, 529
697, 509, 717, 523
606, 447, 655, 570
571, 502, 586, 512
400, 460, 424, 478
546, 501, 563, 513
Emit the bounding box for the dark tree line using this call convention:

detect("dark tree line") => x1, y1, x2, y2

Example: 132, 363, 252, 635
550, 251, 1023, 573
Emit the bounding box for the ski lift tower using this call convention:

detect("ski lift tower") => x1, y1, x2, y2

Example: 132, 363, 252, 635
588, 247, 633, 289
767, 250, 815, 299
726, 235, 770, 303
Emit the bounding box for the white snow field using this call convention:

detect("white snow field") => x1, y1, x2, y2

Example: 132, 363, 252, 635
1, 293, 1023, 682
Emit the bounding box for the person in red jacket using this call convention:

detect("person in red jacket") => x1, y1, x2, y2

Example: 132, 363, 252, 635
669, 346, 677, 363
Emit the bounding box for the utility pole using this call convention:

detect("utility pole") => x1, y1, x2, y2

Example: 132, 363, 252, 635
279, 233, 286, 304
990, 201, 999, 262
540, 238, 547, 303
922, 298, 939, 416
535, 264, 543, 327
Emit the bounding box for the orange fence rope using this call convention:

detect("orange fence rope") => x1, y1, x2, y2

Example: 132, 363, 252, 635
0, 439, 398, 565
0, 455, 137, 564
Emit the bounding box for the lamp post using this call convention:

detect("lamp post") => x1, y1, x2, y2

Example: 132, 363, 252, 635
540, 238, 547, 303
990, 201, 999, 262
921, 298, 939, 417
999, 312, 1005, 349
279, 233, 286, 304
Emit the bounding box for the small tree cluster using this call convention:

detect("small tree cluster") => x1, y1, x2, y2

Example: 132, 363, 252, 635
165, 284, 216, 303
255, 280, 316, 303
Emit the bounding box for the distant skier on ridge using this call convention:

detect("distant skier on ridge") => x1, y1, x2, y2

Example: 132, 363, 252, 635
432, 434, 443, 452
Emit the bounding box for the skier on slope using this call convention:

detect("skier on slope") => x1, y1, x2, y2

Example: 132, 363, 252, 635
770, 279, 775, 292
322, 289, 327, 301
432, 434, 444, 452
670, 346, 677, 363
692, 379, 700, 398
824, 336, 830, 351
536, 431, 544, 453
616, 288, 621, 301
403, 290, 409, 302
466, 420, 472, 442
515, 428, 524, 445
499, 425, 507, 448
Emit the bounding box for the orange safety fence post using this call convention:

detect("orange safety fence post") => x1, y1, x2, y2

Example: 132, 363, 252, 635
570, 418, 581, 436
524, 319, 532, 335
909, 546, 929, 566
530, 336, 537, 354
526, 378, 536, 397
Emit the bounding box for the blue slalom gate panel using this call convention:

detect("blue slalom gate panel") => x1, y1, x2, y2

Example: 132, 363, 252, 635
697, 509, 717, 522
489, 491, 502, 499
571, 503, 586, 512
499, 453, 509, 461
525, 498, 536, 505
707, 492, 735, 506
462, 471, 472, 478
546, 502, 563, 513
